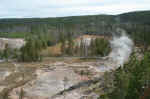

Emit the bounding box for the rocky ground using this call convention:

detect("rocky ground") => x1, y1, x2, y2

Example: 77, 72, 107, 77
0, 57, 117, 99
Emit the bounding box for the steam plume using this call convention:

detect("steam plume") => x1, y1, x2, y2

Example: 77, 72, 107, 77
109, 29, 134, 67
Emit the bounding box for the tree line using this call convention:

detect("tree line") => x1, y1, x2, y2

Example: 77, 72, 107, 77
59, 32, 110, 57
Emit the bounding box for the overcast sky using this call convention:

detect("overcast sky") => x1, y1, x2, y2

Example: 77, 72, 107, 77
0, 0, 150, 18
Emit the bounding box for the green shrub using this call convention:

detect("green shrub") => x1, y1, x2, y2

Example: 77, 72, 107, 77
90, 38, 110, 56
100, 52, 150, 99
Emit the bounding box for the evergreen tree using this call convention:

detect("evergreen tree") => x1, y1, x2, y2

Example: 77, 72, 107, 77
101, 52, 150, 99
66, 32, 74, 55
90, 38, 110, 56
20, 36, 45, 62
3, 43, 11, 61
59, 32, 66, 55
79, 37, 85, 56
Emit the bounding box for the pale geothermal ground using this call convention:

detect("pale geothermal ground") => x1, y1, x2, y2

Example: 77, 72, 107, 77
0, 57, 119, 99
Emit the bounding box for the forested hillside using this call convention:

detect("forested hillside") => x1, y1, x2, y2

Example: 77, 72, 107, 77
0, 15, 115, 38
0, 10, 150, 45
118, 11, 150, 24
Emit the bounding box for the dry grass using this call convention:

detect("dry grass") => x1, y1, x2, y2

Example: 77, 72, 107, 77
41, 43, 62, 57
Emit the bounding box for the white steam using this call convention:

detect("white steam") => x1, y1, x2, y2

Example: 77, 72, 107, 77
109, 29, 134, 67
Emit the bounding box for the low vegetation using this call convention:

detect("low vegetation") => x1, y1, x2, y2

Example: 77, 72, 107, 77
99, 52, 150, 99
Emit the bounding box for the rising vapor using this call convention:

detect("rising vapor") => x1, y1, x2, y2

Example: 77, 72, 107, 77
109, 29, 134, 67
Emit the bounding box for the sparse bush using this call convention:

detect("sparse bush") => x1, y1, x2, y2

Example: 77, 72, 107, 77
90, 38, 110, 56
